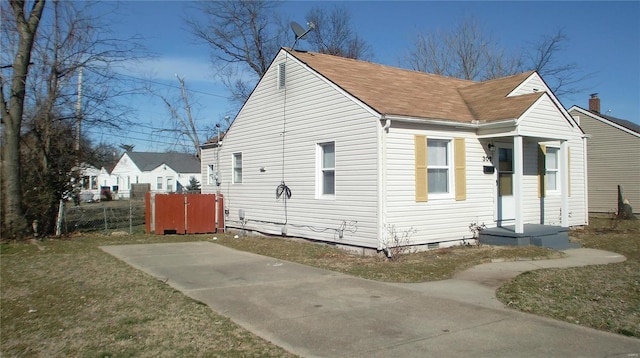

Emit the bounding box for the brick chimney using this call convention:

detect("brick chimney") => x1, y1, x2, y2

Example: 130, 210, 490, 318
589, 93, 600, 114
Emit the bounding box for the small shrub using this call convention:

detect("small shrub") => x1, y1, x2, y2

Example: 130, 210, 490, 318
381, 225, 417, 261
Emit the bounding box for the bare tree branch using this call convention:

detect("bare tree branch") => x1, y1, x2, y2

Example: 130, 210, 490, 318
156, 76, 203, 157
305, 5, 372, 60
403, 17, 592, 96
524, 29, 594, 97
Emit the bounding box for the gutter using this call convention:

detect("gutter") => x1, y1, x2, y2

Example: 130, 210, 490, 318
382, 114, 518, 129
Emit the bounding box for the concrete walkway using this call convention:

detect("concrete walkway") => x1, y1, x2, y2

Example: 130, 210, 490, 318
101, 242, 639, 358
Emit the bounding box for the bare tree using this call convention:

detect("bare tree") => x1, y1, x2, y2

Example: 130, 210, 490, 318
524, 29, 591, 97
1, 0, 146, 237
186, 0, 284, 104
403, 16, 514, 80
187, 1, 373, 105
403, 16, 590, 96
305, 6, 372, 60
158, 75, 203, 158
1, 0, 46, 238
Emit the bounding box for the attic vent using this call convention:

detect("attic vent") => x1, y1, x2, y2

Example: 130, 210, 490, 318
278, 62, 286, 89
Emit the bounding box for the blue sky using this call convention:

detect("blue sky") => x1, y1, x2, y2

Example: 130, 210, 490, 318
91, 1, 640, 152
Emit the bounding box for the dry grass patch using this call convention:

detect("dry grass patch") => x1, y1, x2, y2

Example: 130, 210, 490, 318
0, 235, 296, 357
497, 218, 640, 338
213, 234, 561, 283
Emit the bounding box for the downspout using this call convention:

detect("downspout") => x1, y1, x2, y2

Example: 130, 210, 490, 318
582, 136, 589, 225
378, 117, 391, 254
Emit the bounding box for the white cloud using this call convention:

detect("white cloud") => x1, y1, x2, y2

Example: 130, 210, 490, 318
120, 57, 222, 85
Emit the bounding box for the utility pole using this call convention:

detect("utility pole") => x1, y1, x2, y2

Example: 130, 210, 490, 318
75, 66, 83, 155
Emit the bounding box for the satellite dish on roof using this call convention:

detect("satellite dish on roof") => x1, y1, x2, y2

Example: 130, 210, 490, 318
290, 21, 315, 49
291, 22, 308, 40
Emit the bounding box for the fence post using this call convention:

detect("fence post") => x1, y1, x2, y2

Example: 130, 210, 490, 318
129, 198, 133, 234
104, 205, 108, 232
55, 199, 64, 236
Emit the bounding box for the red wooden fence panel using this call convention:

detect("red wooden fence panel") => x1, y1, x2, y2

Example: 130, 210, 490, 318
154, 194, 186, 234
146, 193, 225, 235
185, 194, 215, 234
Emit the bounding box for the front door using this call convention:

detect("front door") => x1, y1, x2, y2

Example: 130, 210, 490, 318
497, 145, 515, 224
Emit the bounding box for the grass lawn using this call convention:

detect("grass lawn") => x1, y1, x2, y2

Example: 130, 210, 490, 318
2, 218, 637, 356
211, 233, 560, 282
497, 217, 640, 338
0, 235, 296, 357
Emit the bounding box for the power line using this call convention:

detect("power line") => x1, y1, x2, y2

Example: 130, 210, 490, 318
113, 72, 230, 99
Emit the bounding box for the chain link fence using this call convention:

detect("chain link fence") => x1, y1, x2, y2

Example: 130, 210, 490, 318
60, 199, 146, 234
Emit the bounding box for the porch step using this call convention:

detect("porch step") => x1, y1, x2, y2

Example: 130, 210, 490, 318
479, 224, 580, 250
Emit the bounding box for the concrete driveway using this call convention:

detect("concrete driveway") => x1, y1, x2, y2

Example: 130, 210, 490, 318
101, 241, 640, 358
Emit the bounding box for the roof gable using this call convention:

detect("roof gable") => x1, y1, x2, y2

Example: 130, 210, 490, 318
569, 106, 640, 137
125, 152, 201, 173
287, 49, 541, 123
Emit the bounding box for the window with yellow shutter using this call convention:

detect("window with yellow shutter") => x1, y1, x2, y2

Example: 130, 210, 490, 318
415, 136, 466, 201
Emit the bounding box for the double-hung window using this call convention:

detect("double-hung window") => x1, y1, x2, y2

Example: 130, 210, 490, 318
233, 153, 243, 184
156, 176, 163, 190
207, 164, 215, 185
166, 177, 174, 192
318, 142, 335, 197
546, 147, 559, 192
427, 139, 451, 195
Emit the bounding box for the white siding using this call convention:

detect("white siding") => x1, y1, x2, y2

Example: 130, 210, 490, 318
509, 73, 545, 96
110, 153, 142, 198
385, 124, 494, 245
201, 146, 218, 193
518, 98, 588, 226
201, 57, 590, 249
213, 50, 380, 248
517, 96, 577, 138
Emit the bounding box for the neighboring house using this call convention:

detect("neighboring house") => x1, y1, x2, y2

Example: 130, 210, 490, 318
111, 152, 201, 198
201, 48, 587, 251
568, 95, 640, 213
201, 133, 225, 191
76, 164, 113, 201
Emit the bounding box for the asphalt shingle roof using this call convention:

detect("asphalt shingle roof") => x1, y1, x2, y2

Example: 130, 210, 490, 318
286, 49, 541, 123
126, 152, 200, 173
599, 113, 640, 134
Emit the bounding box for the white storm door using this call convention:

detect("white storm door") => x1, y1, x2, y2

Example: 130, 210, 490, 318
497, 145, 515, 223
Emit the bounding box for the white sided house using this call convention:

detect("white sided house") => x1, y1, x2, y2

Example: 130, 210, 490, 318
76, 164, 113, 201
202, 48, 588, 251
111, 152, 201, 198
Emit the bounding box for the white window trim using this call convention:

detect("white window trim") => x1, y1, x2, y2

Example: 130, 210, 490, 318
316, 142, 335, 199
207, 164, 215, 185
427, 137, 455, 200
156, 176, 163, 190
546, 146, 560, 194
233, 152, 243, 184
167, 176, 174, 192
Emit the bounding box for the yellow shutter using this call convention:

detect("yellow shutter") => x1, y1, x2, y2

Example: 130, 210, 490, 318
414, 135, 428, 202
567, 147, 571, 197
454, 138, 466, 201
538, 144, 546, 198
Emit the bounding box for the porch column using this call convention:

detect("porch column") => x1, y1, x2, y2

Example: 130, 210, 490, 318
560, 140, 569, 227
514, 135, 524, 233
